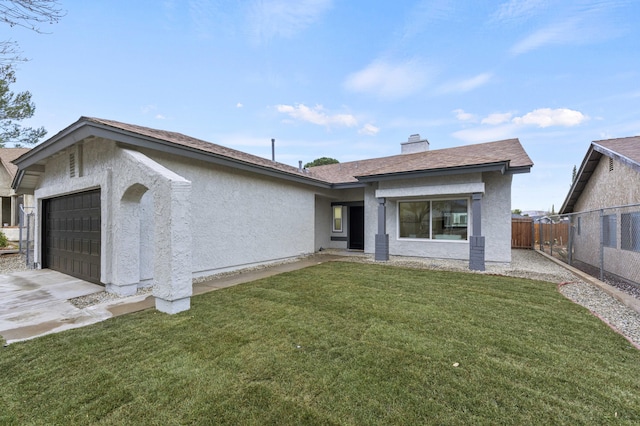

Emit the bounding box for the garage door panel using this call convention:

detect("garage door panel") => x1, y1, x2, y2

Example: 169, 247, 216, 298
43, 189, 101, 284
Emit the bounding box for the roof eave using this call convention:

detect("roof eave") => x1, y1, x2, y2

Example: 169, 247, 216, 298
559, 144, 601, 214
13, 118, 333, 191
354, 161, 523, 183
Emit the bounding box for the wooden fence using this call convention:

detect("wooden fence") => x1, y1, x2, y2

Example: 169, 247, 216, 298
512, 218, 533, 249
535, 222, 570, 247
511, 218, 571, 249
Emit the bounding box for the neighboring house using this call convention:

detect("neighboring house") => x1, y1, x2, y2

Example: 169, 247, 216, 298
12, 117, 533, 313
560, 136, 640, 284
0, 148, 32, 232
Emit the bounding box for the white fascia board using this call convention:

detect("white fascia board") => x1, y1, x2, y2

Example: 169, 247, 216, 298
375, 182, 485, 199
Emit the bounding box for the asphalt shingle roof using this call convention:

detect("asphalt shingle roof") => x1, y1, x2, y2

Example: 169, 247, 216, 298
595, 136, 640, 165
307, 139, 533, 183
71, 118, 533, 186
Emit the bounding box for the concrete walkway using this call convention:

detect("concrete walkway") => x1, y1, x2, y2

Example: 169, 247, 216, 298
1, 255, 338, 345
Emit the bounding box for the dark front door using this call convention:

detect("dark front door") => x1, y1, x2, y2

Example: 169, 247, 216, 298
348, 206, 364, 250
42, 189, 101, 284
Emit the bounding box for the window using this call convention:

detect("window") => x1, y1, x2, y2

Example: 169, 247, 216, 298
399, 199, 468, 240
602, 214, 617, 248
333, 206, 343, 232
621, 212, 640, 252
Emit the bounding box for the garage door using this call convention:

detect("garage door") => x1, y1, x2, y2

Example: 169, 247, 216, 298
43, 189, 101, 284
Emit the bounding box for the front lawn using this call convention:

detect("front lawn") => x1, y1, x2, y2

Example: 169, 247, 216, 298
1, 262, 639, 424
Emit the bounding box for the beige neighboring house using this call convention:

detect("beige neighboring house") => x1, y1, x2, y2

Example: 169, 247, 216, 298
560, 136, 640, 284
0, 148, 32, 238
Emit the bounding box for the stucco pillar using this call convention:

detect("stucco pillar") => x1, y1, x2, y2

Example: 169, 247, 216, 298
153, 180, 193, 314
109, 184, 149, 296
469, 192, 485, 271
375, 197, 389, 261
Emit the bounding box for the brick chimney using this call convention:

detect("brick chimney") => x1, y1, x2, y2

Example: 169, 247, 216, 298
401, 134, 429, 154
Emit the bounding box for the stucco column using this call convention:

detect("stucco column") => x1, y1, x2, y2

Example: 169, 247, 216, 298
375, 197, 389, 261
153, 180, 193, 314
469, 192, 485, 271
10, 195, 16, 226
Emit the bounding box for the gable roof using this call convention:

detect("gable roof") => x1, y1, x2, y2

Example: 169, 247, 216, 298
309, 139, 532, 184
0, 148, 30, 178
12, 117, 532, 192
560, 136, 640, 214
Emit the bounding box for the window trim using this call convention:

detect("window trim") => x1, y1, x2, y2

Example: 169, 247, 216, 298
332, 205, 343, 233
397, 197, 469, 242
621, 212, 640, 252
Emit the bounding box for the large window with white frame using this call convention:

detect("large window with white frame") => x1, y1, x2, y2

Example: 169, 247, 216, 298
399, 198, 468, 240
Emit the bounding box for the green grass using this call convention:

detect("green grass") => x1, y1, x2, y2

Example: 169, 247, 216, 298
1, 262, 639, 425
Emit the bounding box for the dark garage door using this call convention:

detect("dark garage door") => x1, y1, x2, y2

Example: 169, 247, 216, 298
43, 189, 101, 284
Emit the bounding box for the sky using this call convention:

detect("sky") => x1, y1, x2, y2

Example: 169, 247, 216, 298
8, 0, 640, 212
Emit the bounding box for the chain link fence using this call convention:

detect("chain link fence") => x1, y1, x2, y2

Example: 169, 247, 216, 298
18, 205, 35, 268
539, 203, 640, 290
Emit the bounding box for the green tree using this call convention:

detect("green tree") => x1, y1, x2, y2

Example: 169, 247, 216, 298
304, 157, 339, 168
571, 164, 577, 184
512, 209, 522, 215
0, 1, 64, 146
0, 65, 45, 146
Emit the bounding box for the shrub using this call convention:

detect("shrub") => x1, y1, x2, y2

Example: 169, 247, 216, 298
0, 230, 8, 248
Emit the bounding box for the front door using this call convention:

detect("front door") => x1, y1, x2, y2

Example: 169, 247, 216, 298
348, 206, 364, 250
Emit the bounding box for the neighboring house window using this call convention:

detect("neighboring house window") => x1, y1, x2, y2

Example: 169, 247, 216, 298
602, 214, 617, 248
333, 206, 343, 232
621, 212, 640, 252
399, 199, 468, 240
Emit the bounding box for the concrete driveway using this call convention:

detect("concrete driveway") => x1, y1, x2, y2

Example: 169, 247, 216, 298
0, 269, 143, 345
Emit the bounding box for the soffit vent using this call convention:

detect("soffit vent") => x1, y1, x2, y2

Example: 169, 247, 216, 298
69, 152, 76, 178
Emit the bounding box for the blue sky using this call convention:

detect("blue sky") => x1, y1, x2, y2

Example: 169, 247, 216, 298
10, 0, 640, 211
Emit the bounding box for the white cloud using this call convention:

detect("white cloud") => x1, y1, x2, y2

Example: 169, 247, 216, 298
275, 104, 357, 128
438, 73, 492, 94
236, 102, 244, 108
482, 112, 513, 125
358, 123, 379, 136
453, 125, 518, 144
344, 59, 432, 99
512, 108, 588, 128
247, 0, 332, 44
155, 114, 167, 120
453, 109, 477, 122
492, 0, 549, 23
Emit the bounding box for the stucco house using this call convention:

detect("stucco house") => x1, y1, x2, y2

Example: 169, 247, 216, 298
560, 136, 640, 285
12, 117, 533, 313
0, 148, 32, 239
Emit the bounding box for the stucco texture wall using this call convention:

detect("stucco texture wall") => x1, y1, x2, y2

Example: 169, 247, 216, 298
141, 150, 318, 277
572, 155, 640, 283
365, 172, 512, 262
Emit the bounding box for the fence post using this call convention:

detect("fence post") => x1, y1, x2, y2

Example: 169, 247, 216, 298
599, 209, 604, 281
567, 217, 573, 265
531, 220, 535, 250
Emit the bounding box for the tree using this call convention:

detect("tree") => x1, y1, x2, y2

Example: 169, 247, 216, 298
0, 1, 64, 146
0, 65, 45, 146
304, 157, 339, 168
1, 0, 64, 33
571, 164, 577, 184
512, 209, 522, 215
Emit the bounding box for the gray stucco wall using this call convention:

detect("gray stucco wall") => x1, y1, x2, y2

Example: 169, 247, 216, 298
140, 149, 318, 277
572, 155, 640, 283
364, 172, 512, 262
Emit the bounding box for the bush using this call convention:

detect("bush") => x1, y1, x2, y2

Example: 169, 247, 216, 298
0, 231, 8, 248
